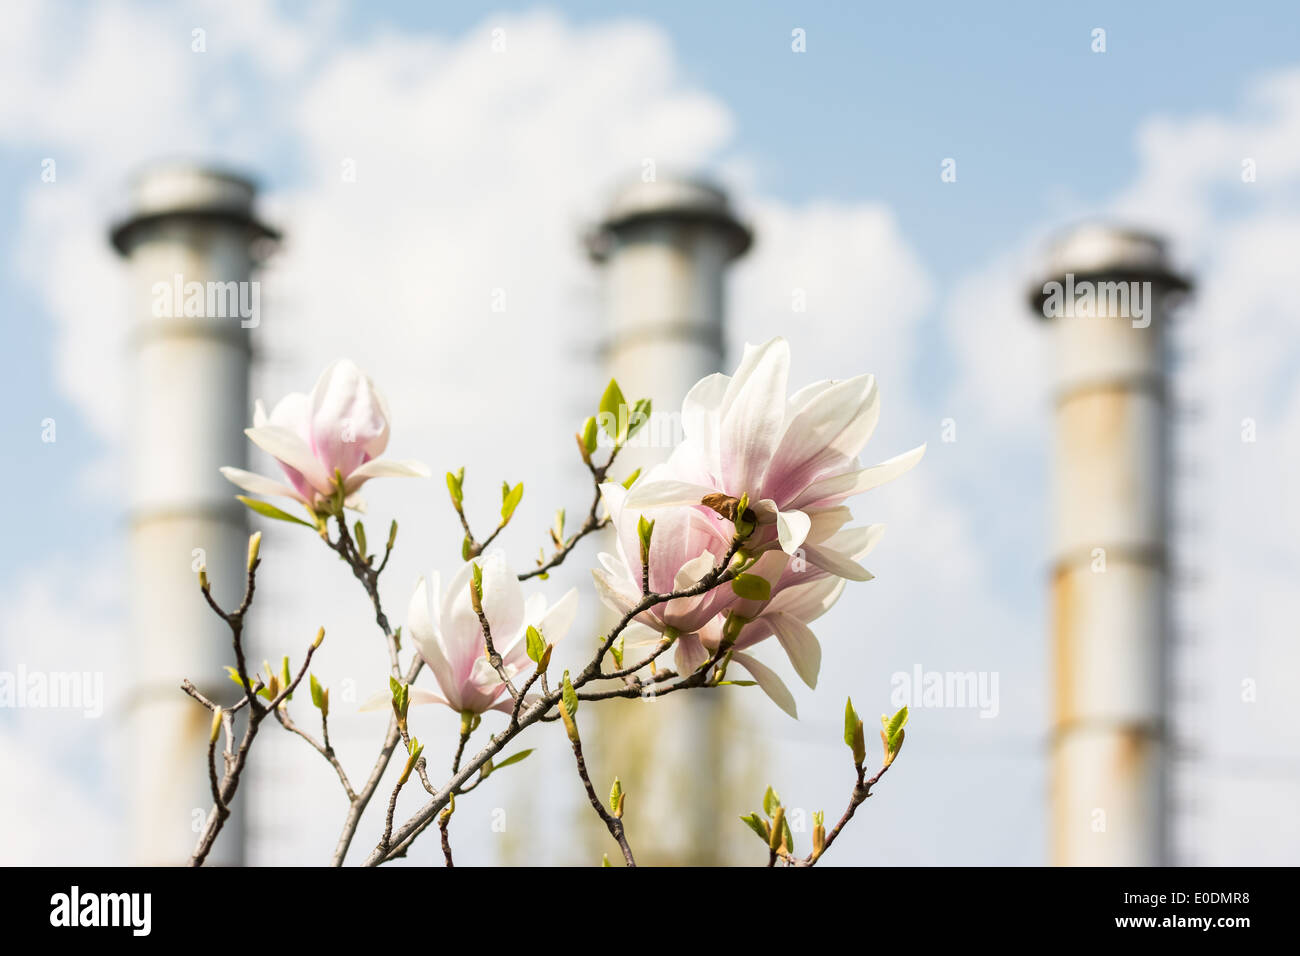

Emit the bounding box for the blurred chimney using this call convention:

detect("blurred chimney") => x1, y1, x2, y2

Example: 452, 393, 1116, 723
1029, 224, 1191, 866
586, 174, 751, 864
111, 163, 278, 864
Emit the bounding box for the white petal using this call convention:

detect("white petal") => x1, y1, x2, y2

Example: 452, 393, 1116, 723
768, 574, 846, 623
776, 509, 812, 553
731, 652, 798, 718
718, 338, 789, 494
805, 506, 854, 542
768, 374, 878, 496
800, 542, 876, 581
591, 568, 640, 618
245, 425, 334, 495
343, 457, 431, 492
674, 632, 710, 674
598, 481, 628, 516
538, 587, 579, 644
409, 688, 449, 708
673, 550, 718, 591
827, 524, 886, 562
219, 466, 301, 502
793, 444, 926, 508
406, 576, 436, 645
681, 372, 729, 473
624, 479, 717, 512
765, 612, 822, 688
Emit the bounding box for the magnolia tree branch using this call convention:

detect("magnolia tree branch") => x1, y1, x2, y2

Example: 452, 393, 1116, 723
185, 539, 324, 866
361, 533, 745, 866
567, 730, 634, 866
518, 443, 621, 582
193, 361, 917, 868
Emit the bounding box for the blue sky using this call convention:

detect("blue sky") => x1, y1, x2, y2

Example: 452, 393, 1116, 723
2, 0, 1298, 865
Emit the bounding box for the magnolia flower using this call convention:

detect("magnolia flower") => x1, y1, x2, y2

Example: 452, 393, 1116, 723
592, 481, 738, 636
624, 337, 923, 580
405, 552, 578, 716
674, 525, 883, 717
600, 497, 882, 716
220, 359, 429, 515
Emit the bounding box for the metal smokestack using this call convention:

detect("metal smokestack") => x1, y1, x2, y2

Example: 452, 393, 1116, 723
1030, 224, 1190, 866
111, 163, 277, 865
586, 175, 751, 864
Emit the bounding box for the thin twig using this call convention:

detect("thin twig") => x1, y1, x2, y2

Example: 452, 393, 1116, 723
568, 732, 634, 866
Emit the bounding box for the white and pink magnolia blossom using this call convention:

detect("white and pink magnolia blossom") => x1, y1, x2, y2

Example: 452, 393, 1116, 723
624, 337, 923, 581
592, 481, 738, 637
221, 359, 430, 514
676, 526, 882, 717
404, 552, 578, 716
595, 337, 918, 716
599, 487, 882, 716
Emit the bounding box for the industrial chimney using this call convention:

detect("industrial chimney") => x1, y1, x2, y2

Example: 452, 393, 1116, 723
111, 163, 277, 864
1030, 224, 1190, 866
586, 175, 752, 864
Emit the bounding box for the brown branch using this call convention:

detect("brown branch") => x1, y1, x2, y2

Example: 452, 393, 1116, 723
568, 732, 634, 866
274, 705, 356, 802
518, 449, 618, 582
363, 532, 745, 866
439, 806, 455, 867
186, 551, 324, 866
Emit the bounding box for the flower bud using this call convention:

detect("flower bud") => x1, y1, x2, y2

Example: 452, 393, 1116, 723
246, 531, 262, 571
768, 806, 786, 852
469, 562, 484, 616
560, 671, 580, 742
636, 515, 655, 571
209, 707, 223, 744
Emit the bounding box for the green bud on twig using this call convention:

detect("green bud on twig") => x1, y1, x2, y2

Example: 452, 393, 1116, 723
768, 806, 786, 852
446, 468, 465, 509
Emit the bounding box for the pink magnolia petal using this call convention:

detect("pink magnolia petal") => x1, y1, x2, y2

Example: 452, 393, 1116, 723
791, 444, 926, 509
765, 611, 822, 689
245, 425, 334, 496
218, 466, 302, 503
342, 457, 431, 493
718, 338, 789, 495
765, 374, 878, 503
800, 542, 875, 581
731, 652, 798, 719
674, 632, 710, 675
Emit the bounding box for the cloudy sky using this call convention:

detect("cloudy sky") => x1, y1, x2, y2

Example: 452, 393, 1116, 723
2, 0, 1298, 865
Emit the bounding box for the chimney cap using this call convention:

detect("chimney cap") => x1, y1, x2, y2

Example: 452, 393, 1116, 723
110, 161, 279, 255
586, 174, 752, 262
1028, 222, 1191, 314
